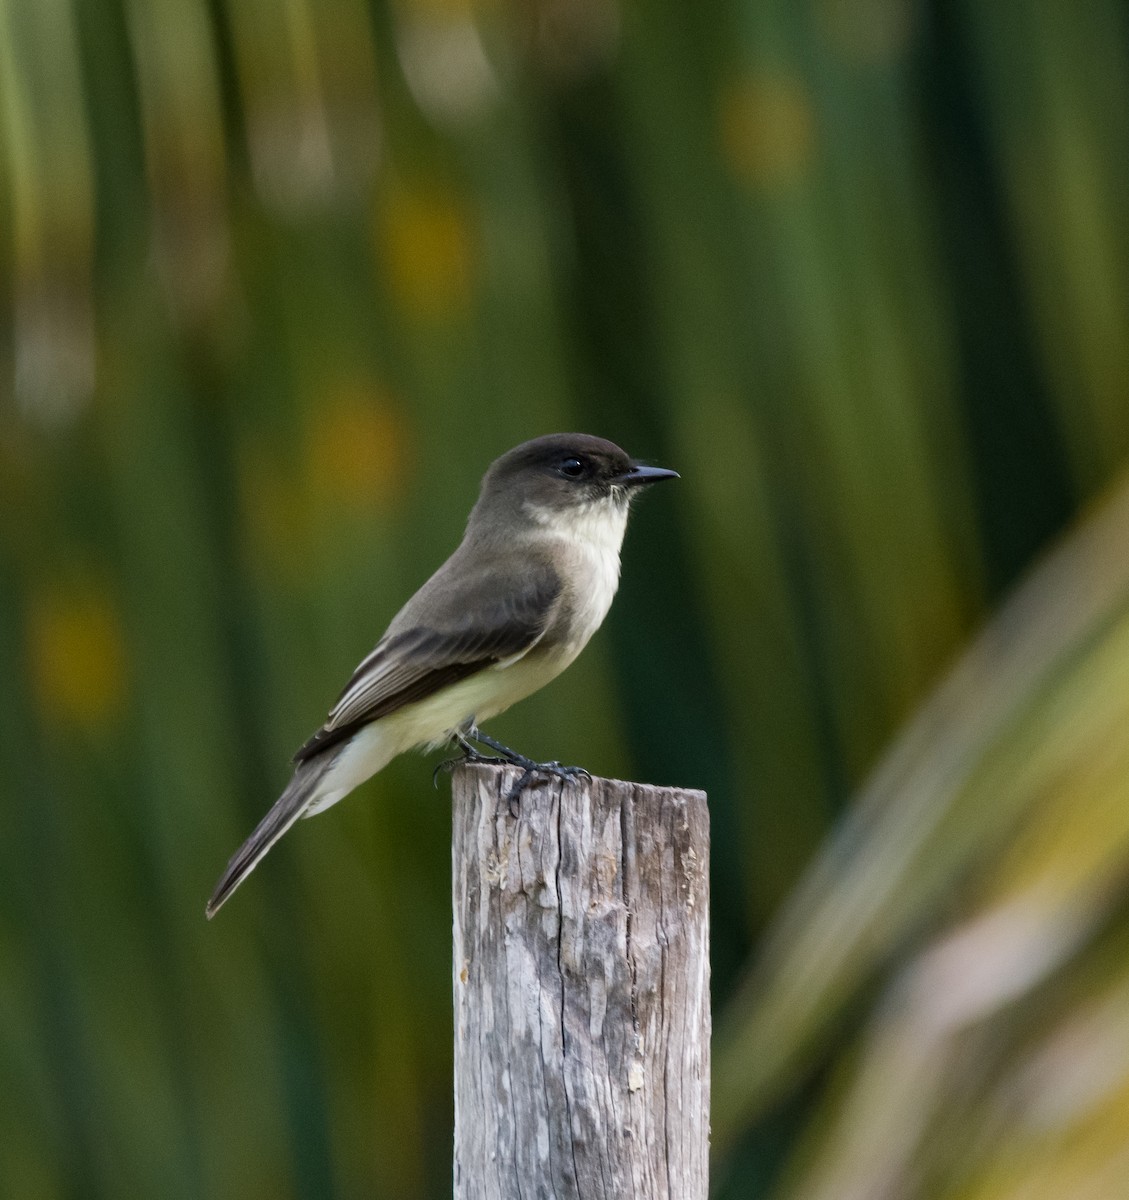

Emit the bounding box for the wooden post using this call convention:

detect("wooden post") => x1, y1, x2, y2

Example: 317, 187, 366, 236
452, 763, 710, 1200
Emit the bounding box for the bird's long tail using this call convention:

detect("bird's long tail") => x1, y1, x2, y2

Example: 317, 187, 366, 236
206, 755, 334, 919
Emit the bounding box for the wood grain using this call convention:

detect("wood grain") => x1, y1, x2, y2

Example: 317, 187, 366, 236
452, 763, 710, 1199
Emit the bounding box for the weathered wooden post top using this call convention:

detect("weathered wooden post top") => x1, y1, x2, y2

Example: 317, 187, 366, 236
452, 763, 710, 1200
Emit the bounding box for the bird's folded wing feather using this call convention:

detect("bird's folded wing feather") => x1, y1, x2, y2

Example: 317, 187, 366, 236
293, 562, 562, 763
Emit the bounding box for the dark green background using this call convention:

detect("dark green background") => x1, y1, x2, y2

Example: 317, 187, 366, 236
5, 0, 1129, 1196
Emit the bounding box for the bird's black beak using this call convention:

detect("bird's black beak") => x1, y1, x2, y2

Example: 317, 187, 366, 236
614, 464, 680, 487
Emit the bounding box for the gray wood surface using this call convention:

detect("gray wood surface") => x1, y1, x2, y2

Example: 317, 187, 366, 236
452, 763, 710, 1199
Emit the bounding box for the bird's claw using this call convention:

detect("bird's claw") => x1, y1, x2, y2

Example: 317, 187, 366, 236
502, 760, 591, 816
438, 726, 590, 814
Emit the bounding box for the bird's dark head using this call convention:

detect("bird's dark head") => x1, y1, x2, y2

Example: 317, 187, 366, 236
474, 434, 678, 532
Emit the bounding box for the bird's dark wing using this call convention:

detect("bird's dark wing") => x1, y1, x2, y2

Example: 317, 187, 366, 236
292, 564, 562, 763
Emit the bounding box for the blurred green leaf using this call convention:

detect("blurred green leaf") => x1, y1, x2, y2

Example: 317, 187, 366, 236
3, 0, 1129, 1196
715, 472, 1129, 1195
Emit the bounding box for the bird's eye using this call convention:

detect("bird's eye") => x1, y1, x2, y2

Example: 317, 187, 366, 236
558, 457, 586, 479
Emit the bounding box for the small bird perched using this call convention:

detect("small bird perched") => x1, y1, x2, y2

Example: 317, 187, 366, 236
206, 433, 678, 917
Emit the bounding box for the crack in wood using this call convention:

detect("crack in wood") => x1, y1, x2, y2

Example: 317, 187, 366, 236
452, 764, 710, 1199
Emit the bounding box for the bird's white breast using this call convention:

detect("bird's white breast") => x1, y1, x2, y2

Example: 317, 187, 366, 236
551, 499, 628, 652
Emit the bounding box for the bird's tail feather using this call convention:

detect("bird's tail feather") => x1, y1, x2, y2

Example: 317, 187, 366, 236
206, 757, 332, 919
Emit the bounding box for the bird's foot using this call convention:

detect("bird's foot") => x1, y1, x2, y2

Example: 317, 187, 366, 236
501, 761, 591, 815
435, 727, 589, 814
432, 733, 508, 788
463, 729, 590, 816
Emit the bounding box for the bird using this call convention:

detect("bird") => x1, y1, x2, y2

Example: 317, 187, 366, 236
206, 433, 678, 917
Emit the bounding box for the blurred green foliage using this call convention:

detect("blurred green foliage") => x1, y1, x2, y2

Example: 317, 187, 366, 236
3, 0, 1129, 1196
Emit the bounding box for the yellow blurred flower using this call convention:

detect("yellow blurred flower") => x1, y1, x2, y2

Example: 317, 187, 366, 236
304, 386, 410, 515
237, 441, 313, 583
375, 180, 475, 320
719, 73, 817, 190
29, 580, 127, 730
238, 390, 408, 581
